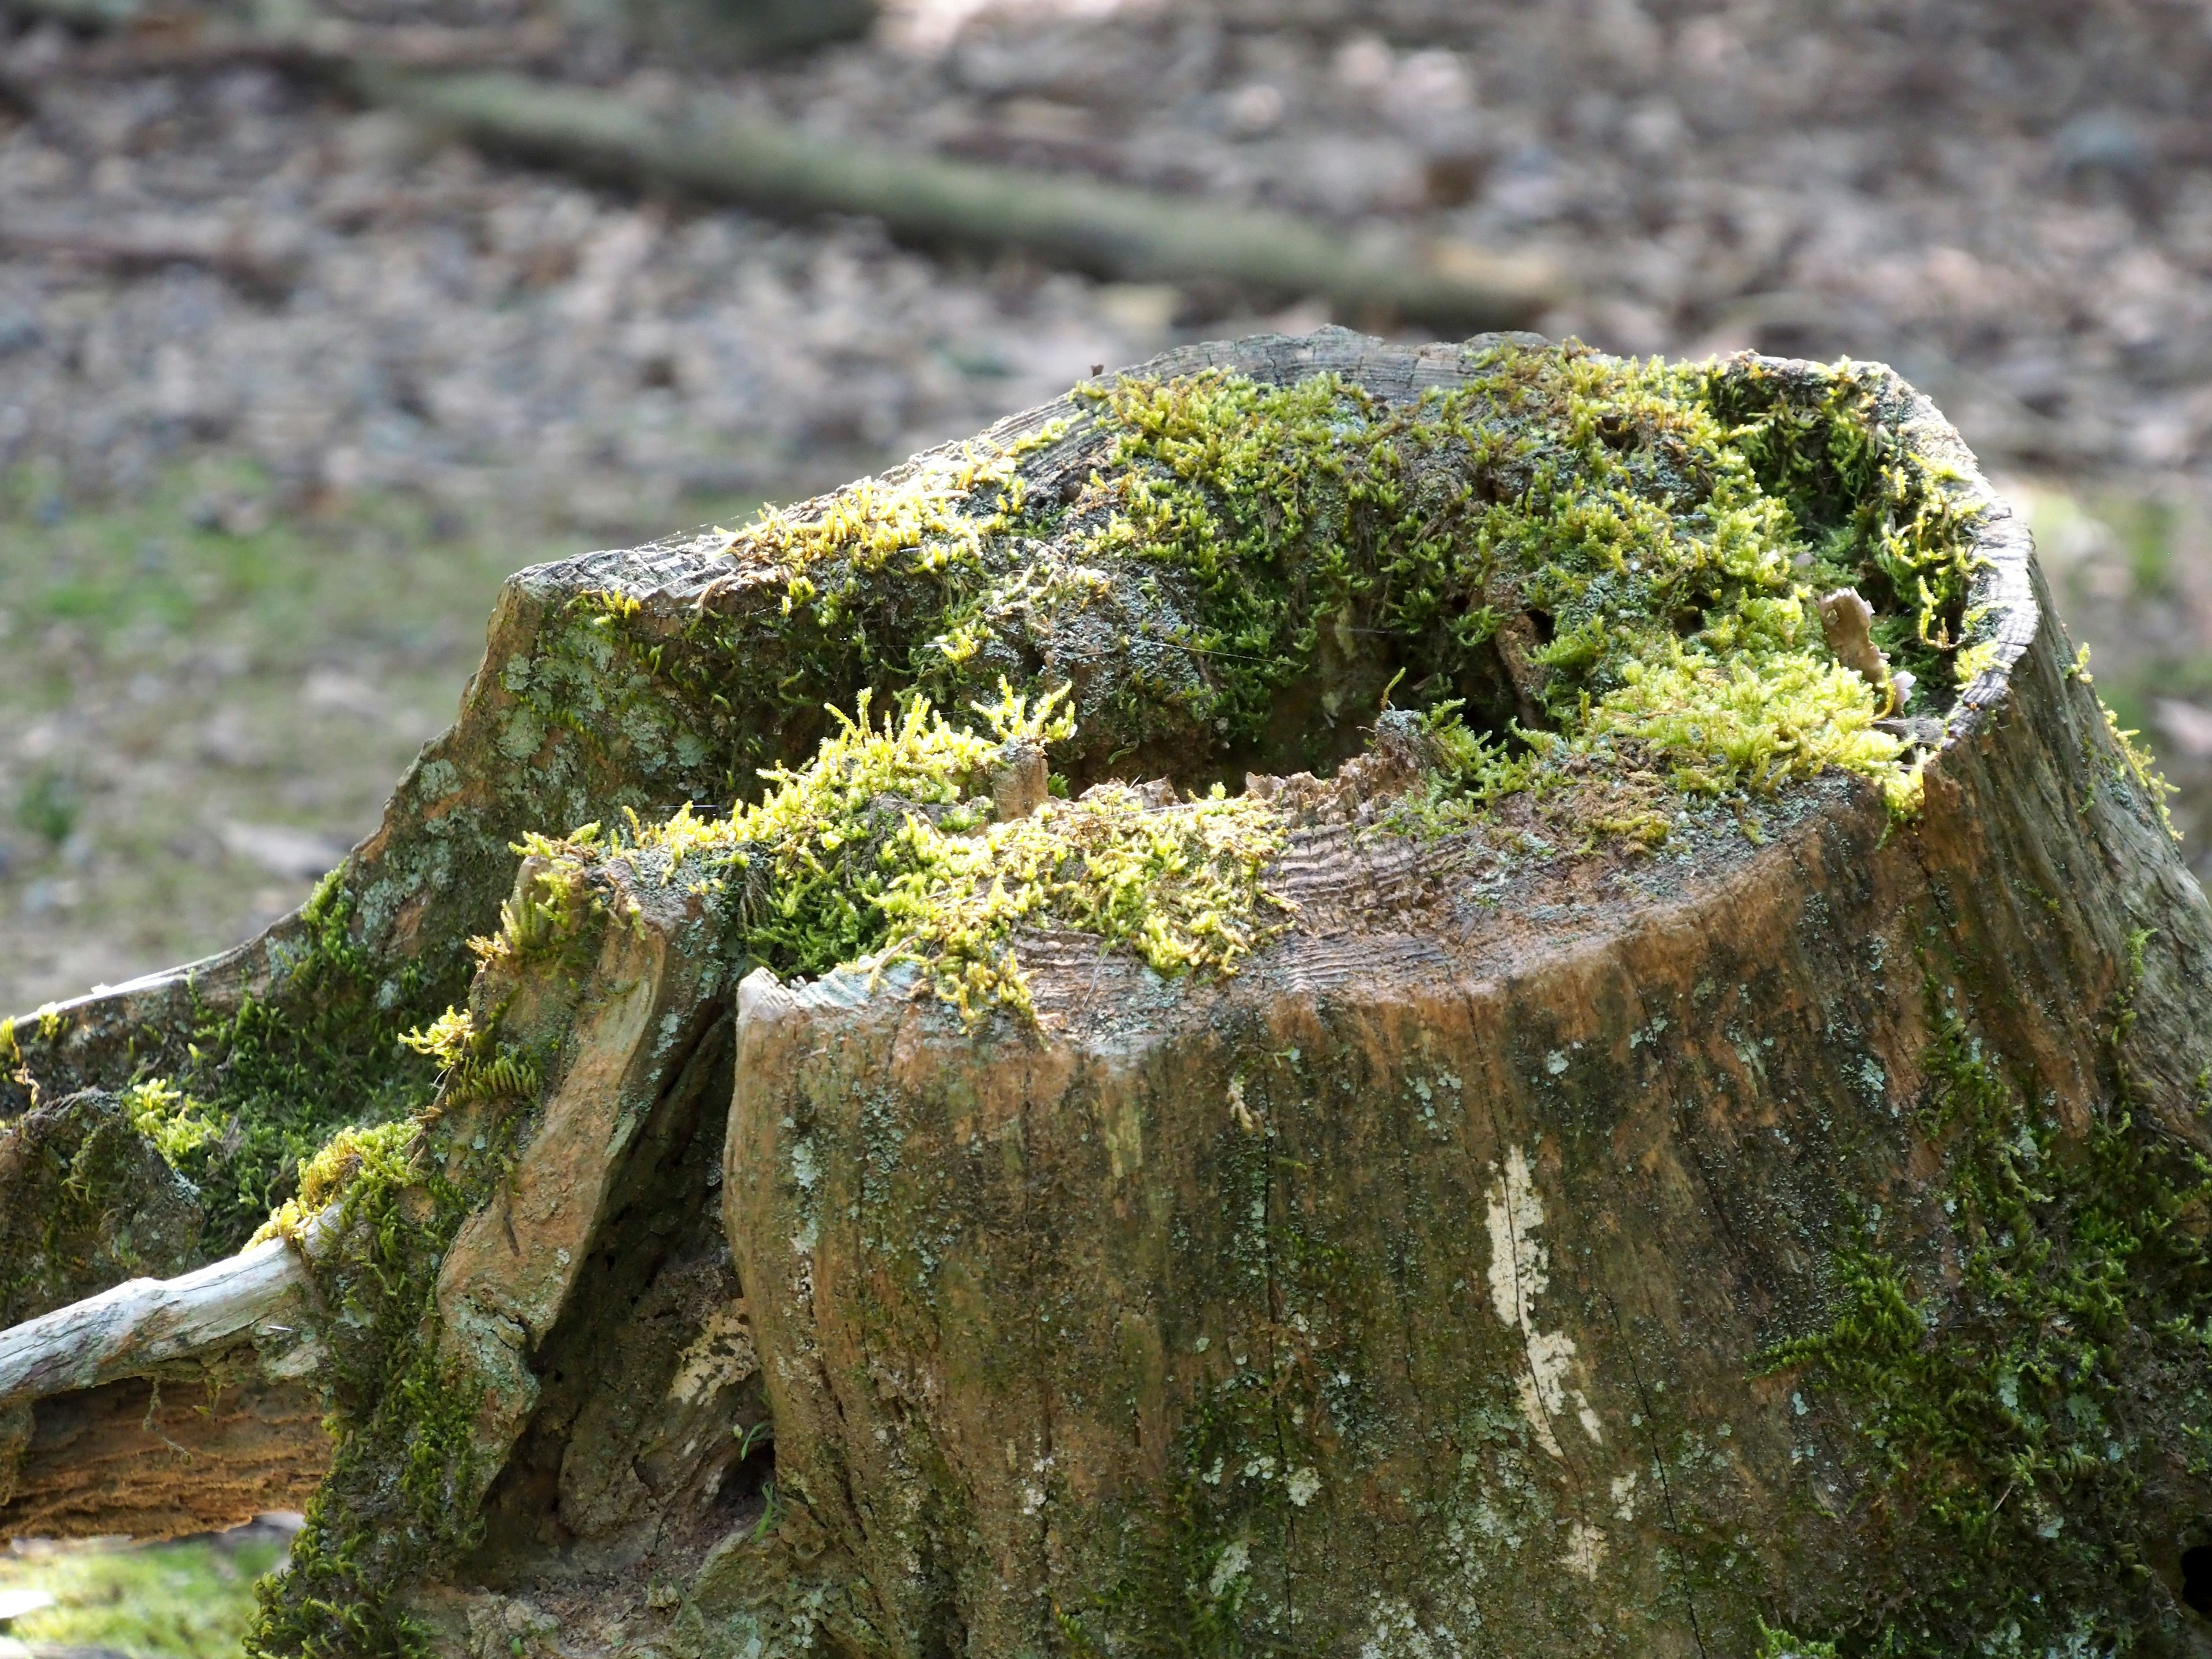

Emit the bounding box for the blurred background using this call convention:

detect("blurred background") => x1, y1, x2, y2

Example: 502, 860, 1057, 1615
1, 0, 2210, 1643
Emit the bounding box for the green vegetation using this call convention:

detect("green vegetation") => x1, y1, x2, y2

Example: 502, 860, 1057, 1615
601, 346, 1983, 841
1080, 353, 1939, 805
145, 872, 442, 1256
0, 1533, 290, 1659
582, 683, 1292, 1021
1761, 961, 2212, 1654
245, 1031, 532, 1659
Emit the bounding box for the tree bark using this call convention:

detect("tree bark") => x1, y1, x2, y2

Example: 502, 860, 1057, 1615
2, 331, 2208, 1656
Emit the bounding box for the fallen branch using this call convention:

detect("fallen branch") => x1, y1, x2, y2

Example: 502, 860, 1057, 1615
0, 1209, 331, 1411
0, 0, 1562, 329
355, 70, 1562, 329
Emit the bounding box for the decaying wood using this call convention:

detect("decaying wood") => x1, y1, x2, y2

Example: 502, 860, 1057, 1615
1, 1374, 329, 1541
0, 0, 1560, 332
2, 331, 2209, 1654
0, 1203, 335, 1541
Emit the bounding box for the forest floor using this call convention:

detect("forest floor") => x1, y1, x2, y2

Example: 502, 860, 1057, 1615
1, 0, 2210, 1012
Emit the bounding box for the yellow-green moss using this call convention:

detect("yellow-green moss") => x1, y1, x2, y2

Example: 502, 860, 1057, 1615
586, 343, 1986, 833
615, 684, 1291, 1022
521, 344, 2005, 1021
1074, 350, 1940, 808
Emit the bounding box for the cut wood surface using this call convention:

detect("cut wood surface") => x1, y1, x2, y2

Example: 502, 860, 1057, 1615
1, 332, 2207, 1656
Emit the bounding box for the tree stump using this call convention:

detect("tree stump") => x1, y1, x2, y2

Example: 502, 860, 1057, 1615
2, 329, 2209, 1659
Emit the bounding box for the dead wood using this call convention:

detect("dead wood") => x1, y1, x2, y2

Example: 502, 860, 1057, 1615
0, 1210, 330, 1413
0, 0, 1562, 331
0, 331, 2207, 1655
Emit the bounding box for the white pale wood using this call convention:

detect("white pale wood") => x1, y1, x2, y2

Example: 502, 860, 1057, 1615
0, 1208, 334, 1409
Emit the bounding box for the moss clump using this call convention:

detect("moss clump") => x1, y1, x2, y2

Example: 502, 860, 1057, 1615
245, 1045, 534, 1659
613, 684, 1291, 1022
1762, 963, 2212, 1653
1080, 353, 1932, 808
147, 872, 443, 1255
593, 344, 1980, 837
1704, 361, 1981, 695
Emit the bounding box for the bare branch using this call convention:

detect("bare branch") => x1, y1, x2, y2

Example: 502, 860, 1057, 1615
0, 1210, 332, 1411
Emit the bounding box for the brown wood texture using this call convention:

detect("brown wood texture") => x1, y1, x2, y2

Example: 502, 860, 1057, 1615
1, 1374, 331, 1541
2, 332, 2206, 1655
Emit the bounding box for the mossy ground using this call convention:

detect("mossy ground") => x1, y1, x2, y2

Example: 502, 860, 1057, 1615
0, 459, 664, 1014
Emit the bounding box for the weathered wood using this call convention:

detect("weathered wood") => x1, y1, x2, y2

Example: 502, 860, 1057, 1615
2, 331, 2207, 1657
0, 1210, 330, 1412
1, 1373, 330, 1541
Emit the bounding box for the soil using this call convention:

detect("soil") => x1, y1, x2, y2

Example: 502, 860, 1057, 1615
3, 0, 2211, 1011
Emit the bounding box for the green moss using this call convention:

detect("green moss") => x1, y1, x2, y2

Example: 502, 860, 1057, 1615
1077, 351, 1932, 808
585, 344, 1982, 830
150, 871, 442, 1255
244, 1051, 531, 1659
1760, 967, 2212, 1653
514, 344, 1995, 1022
602, 684, 1293, 1022
120, 1076, 220, 1166
0, 1086, 202, 1327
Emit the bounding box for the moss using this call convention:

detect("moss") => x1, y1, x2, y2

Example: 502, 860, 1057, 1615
156, 871, 444, 1255
585, 344, 1981, 834
119, 1076, 220, 1166
2066, 646, 2181, 839
1077, 351, 1932, 808
611, 684, 1293, 1023
1759, 969, 2212, 1653
0, 1087, 203, 1327
516, 343, 1994, 1022
244, 1029, 535, 1659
